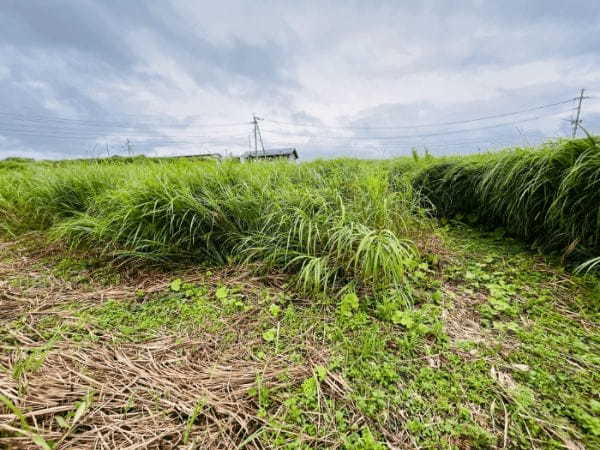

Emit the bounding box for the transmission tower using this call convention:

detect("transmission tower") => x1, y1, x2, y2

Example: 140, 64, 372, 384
252, 115, 265, 156
571, 89, 587, 138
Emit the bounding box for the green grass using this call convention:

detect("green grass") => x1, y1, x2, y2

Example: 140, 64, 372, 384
0, 158, 428, 295
4, 138, 599, 277
405, 137, 600, 266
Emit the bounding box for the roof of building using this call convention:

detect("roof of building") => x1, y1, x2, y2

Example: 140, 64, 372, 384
156, 152, 223, 159
242, 148, 298, 159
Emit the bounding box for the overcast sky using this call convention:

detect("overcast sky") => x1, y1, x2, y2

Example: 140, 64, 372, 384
1, 0, 600, 160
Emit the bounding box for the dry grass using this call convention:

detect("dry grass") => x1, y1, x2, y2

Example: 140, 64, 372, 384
0, 333, 320, 449
0, 240, 358, 449
0, 237, 133, 321
442, 284, 490, 346
0, 237, 286, 322
439, 251, 523, 355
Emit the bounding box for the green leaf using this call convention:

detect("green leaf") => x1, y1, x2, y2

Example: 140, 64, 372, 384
315, 365, 327, 382
30, 434, 52, 450
340, 292, 359, 317
391, 310, 415, 329
268, 304, 281, 317
55, 416, 68, 428
169, 278, 182, 292
262, 328, 277, 342
215, 287, 228, 300
0, 395, 53, 450
72, 391, 93, 427
0, 393, 29, 430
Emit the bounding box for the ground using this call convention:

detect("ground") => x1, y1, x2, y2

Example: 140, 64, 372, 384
1, 226, 599, 449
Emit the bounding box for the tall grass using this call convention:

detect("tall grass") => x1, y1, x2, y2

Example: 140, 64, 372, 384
548, 139, 600, 250
0, 162, 140, 234
0, 158, 427, 293
407, 137, 600, 261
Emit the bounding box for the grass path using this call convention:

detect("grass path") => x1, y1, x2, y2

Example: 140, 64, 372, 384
1, 228, 598, 449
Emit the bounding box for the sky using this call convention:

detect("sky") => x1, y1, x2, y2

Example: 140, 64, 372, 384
1, 0, 600, 160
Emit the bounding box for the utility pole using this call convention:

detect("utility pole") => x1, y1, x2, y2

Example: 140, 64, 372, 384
124, 138, 133, 156
572, 88, 586, 138
252, 115, 265, 156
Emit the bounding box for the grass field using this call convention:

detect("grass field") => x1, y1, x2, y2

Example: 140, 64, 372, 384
1, 142, 599, 449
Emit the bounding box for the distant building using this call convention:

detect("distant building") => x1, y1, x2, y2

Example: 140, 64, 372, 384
158, 153, 223, 160
241, 148, 299, 162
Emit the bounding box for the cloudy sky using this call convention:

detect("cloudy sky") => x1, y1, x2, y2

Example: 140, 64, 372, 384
1, 0, 600, 160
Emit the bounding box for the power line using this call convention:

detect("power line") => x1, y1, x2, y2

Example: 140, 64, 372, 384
0, 110, 251, 130
260, 109, 572, 141
263, 98, 576, 130
0, 98, 580, 140
266, 133, 559, 153
0, 122, 250, 140
0, 129, 248, 145
0, 93, 591, 159
0, 107, 251, 126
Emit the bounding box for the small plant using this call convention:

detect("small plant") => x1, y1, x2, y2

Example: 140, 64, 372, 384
268, 303, 281, 317
169, 278, 182, 292
262, 328, 277, 343
215, 286, 246, 311
339, 292, 359, 318
343, 427, 386, 449
183, 400, 205, 444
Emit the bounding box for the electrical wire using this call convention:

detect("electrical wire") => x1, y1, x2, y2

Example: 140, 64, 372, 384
263, 98, 577, 130
0, 123, 250, 140
0, 110, 251, 129
260, 109, 572, 141
0, 94, 589, 159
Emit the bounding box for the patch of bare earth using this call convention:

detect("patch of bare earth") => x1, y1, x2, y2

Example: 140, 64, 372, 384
442, 283, 489, 346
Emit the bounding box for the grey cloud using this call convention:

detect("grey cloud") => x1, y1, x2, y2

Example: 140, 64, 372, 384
1, 1, 137, 71
1, 0, 599, 159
